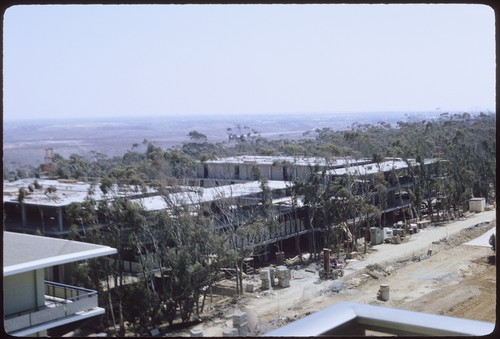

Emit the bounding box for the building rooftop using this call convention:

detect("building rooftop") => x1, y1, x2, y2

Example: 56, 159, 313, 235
3, 231, 117, 276
3, 179, 103, 207
326, 158, 439, 176
205, 155, 370, 167
3, 178, 292, 215
2, 178, 154, 207
139, 180, 292, 211
3, 158, 441, 212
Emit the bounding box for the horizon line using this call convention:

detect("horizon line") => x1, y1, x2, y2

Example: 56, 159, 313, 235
3, 109, 495, 122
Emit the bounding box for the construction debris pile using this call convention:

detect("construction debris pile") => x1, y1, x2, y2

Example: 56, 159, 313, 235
364, 263, 394, 280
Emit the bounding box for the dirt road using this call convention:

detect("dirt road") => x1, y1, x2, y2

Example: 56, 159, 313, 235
173, 210, 496, 337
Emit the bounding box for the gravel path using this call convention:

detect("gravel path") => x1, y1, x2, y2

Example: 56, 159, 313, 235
343, 210, 496, 276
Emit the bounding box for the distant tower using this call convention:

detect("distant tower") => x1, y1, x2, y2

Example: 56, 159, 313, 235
45, 148, 54, 163
40, 148, 56, 177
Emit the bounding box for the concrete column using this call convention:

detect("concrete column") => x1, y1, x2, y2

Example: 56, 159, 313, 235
276, 251, 284, 265
21, 203, 27, 227
57, 207, 64, 232
323, 248, 331, 273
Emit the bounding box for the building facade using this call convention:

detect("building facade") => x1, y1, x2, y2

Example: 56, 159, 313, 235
3, 232, 117, 336
3, 156, 442, 267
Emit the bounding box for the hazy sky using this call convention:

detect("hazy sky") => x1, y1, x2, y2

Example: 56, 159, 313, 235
3, 4, 496, 120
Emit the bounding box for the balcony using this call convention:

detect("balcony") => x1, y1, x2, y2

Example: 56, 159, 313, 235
264, 302, 494, 336
4, 281, 103, 336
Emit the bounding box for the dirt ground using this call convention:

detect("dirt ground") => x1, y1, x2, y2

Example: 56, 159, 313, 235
166, 212, 496, 337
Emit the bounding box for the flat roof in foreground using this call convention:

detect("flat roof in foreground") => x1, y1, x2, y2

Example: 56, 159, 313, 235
3, 231, 117, 277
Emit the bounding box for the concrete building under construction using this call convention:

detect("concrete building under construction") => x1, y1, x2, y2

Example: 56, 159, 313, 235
3, 155, 445, 269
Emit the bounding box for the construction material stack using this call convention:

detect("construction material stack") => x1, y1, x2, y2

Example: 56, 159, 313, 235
260, 269, 271, 290
232, 311, 249, 336
275, 266, 291, 288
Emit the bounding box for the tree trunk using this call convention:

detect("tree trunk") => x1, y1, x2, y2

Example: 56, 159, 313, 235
195, 295, 200, 318
427, 199, 434, 222
364, 227, 368, 254
235, 261, 240, 295
118, 303, 125, 337
106, 277, 118, 336
115, 257, 125, 337
307, 206, 317, 260
237, 262, 244, 295
200, 285, 210, 313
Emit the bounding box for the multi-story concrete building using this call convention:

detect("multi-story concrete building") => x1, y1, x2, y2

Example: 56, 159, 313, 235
3, 231, 117, 336
3, 179, 106, 236
197, 155, 372, 184
325, 158, 440, 226
3, 156, 442, 265
158, 156, 442, 261
2, 178, 156, 236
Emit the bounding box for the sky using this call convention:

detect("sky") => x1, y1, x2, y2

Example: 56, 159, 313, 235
2, 4, 496, 120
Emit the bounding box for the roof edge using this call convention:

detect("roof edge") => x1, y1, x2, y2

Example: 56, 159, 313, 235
4, 247, 117, 277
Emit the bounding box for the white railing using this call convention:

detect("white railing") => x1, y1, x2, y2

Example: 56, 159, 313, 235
264, 302, 494, 336
4, 281, 99, 334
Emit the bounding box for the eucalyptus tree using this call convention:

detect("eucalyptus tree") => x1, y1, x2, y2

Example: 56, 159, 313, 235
312, 176, 342, 249
164, 149, 198, 179
371, 172, 388, 226
278, 141, 308, 156
209, 182, 275, 295
230, 215, 271, 294
224, 124, 262, 155
292, 165, 327, 259
188, 130, 208, 142
66, 171, 150, 335
182, 130, 221, 162
64, 194, 125, 335
403, 112, 496, 219
441, 113, 496, 210
96, 197, 147, 336
127, 183, 236, 326
326, 167, 380, 254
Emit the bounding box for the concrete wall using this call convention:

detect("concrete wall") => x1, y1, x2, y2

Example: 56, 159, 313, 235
244, 163, 270, 180
271, 165, 284, 180
204, 162, 320, 181
4, 269, 44, 316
